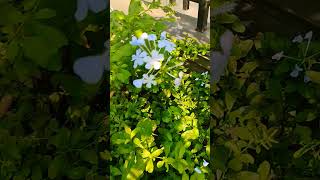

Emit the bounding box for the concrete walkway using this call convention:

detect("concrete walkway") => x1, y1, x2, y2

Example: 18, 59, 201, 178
110, 0, 210, 43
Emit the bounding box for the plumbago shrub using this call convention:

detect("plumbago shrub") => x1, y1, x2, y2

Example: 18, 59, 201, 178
211, 24, 320, 179
0, 0, 108, 179
109, 1, 210, 179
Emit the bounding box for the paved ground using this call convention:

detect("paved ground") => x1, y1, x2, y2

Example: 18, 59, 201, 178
110, 0, 210, 43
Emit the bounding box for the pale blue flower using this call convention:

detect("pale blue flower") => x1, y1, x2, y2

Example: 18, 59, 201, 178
160, 31, 167, 40
158, 40, 176, 52
143, 74, 157, 88
73, 41, 108, 84
130, 36, 145, 46
75, 0, 107, 21
132, 49, 147, 68
290, 64, 303, 78
148, 34, 157, 41
203, 160, 209, 167
133, 79, 143, 88
194, 167, 201, 174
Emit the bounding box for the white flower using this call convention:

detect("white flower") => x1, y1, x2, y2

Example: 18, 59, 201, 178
304, 75, 311, 83
290, 64, 303, 78
145, 50, 164, 70
160, 31, 167, 40
194, 167, 201, 174
132, 49, 147, 68
130, 36, 144, 46
201, 82, 205, 86
143, 74, 157, 88
305, 31, 313, 40
203, 160, 209, 167
272, 51, 284, 60
174, 78, 181, 87
158, 39, 176, 52
201, 71, 208, 76
292, 35, 303, 43
140, 33, 148, 40
195, 78, 199, 81
148, 34, 157, 41
133, 79, 143, 88
174, 71, 184, 87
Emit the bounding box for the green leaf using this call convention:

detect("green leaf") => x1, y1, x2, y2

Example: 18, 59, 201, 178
157, 161, 164, 168
257, 161, 270, 180
232, 127, 252, 140
232, 21, 246, 33
0, 3, 24, 25
34, 8, 56, 19
225, 91, 236, 111
181, 128, 199, 141
228, 158, 243, 171
240, 62, 259, 74
128, 0, 144, 16
111, 166, 122, 176
7, 40, 20, 61
67, 167, 88, 179
211, 101, 224, 118
239, 154, 254, 164
80, 150, 98, 164
23, 36, 56, 67
182, 172, 189, 180
48, 156, 65, 179
216, 14, 238, 24
236, 171, 259, 180
306, 71, 320, 84
151, 148, 163, 158
146, 159, 154, 173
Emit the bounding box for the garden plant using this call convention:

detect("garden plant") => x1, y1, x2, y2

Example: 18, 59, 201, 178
110, 0, 210, 179
211, 0, 320, 179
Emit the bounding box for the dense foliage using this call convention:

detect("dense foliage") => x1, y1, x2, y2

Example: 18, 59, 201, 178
0, 0, 108, 179
109, 0, 210, 179
211, 1, 320, 179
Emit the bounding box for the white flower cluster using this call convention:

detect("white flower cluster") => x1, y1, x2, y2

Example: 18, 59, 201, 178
130, 32, 178, 88
272, 31, 314, 83
194, 159, 209, 174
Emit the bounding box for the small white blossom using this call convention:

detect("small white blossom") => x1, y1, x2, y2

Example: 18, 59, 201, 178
203, 160, 209, 167
290, 64, 303, 78
143, 74, 157, 88
201, 71, 208, 76
174, 72, 184, 87
292, 35, 303, 43
305, 31, 313, 40
195, 78, 199, 81
272, 51, 284, 60
194, 167, 201, 174
140, 33, 148, 40
145, 50, 164, 70
304, 75, 311, 83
